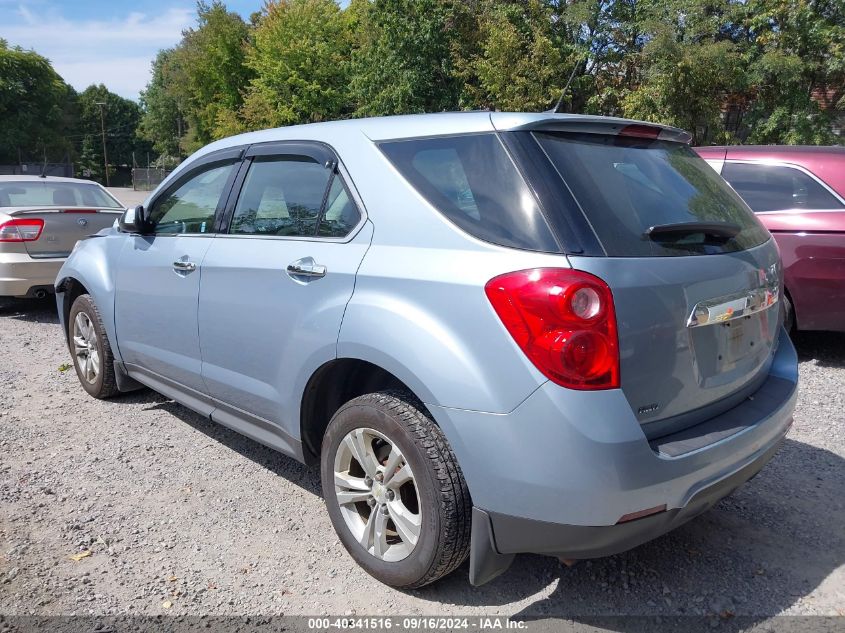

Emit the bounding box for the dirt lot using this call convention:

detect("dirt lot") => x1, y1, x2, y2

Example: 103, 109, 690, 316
1, 297, 843, 627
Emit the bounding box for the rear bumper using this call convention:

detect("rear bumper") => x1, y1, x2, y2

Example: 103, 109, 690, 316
472, 436, 783, 583
0, 251, 62, 297
429, 328, 798, 585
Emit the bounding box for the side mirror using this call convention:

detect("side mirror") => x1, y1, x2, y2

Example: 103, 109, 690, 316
118, 205, 146, 233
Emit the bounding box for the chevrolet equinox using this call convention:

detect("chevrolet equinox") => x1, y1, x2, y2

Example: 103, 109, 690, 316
55, 112, 798, 588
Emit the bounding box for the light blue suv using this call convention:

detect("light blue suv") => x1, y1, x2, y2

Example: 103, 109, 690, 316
55, 112, 798, 588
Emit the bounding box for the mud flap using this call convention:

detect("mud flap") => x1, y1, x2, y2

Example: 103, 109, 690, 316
469, 507, 515, 586
114, 361, 145, 393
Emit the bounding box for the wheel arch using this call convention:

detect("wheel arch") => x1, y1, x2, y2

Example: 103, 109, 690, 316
54, 236, 123, 361
55, 276, 90, 343
299, 357, 433, 466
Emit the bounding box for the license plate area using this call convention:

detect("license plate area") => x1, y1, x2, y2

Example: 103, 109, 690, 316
690, 315, 770, 386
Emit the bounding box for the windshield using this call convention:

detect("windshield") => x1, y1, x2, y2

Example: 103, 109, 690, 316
534, 132, 770, 256
0, 181, 123, 209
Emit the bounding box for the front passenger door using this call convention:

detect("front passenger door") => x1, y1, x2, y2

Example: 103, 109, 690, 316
114, 152, 241, 403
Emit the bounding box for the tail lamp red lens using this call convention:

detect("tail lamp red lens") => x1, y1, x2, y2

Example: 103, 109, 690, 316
485, 268, 620, 390
0, 218, 45, 242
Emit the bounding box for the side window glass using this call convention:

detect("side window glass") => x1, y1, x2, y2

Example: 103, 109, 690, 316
148, 162, 235, 234
379, 134, 559, 251
411, 148, 480, 220
722, 162, 844, 212
318, 176, 361, 237
230, 157, 330, 236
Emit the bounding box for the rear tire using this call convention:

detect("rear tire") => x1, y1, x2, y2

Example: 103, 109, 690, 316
321, 390, 471, 588
782, 292, 795, 333
68, 294, 119, 399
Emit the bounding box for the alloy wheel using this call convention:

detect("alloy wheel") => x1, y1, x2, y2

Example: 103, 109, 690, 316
333, 427, 422, 562
72, 311, 100, 384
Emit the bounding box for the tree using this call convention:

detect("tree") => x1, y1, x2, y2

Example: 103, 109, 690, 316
737, 0, 845, 144
623, 34, 744, 144
176, 0, 253, 148
234, 0, 353, 129
139, 49, 186, 160
76, 85, 150, 168
349, 0, 464, 116
133, 0, 845, 146
0, 39, 76, 163
465, 0, 572, 112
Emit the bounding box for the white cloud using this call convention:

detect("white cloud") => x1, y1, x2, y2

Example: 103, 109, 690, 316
2, 5, 194, 100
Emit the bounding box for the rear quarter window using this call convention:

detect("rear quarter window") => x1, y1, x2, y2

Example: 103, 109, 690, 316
379, 133, 559, 252
535, 132, 770, 257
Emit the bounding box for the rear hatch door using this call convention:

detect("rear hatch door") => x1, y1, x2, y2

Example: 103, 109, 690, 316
526, 126, 781, 434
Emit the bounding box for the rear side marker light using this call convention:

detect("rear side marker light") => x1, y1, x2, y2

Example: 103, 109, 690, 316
617, 504, 667, 524
485, 268, 620, 390
0, 218, 45, 242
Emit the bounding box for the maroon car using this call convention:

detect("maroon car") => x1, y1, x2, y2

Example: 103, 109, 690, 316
695, 145, 845, 332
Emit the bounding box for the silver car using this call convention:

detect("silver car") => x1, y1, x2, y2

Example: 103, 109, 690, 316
0, 176, 124, 299
55, 113, 798, 588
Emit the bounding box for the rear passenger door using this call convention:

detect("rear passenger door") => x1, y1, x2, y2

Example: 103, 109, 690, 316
197, 142, 371, 455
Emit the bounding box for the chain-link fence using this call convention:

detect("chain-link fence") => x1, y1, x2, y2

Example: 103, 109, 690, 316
0, 163, 74, 177
132, 168, 172, 191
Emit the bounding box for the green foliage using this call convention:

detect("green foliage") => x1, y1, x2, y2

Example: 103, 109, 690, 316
349, 0, 463, 116
0, 40, 75, 163
467, 0, 569, 112
623, 35, 745, 144
76, 84, 150, 168
236, 0, 353, 129
5, 0, 845, 168
134, 0, 843, 146
738, 0, 845, 144
173, 1, 253, 150
139, 49, 185, 159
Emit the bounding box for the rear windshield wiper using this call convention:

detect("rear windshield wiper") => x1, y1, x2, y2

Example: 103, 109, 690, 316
645, 221, 741, 242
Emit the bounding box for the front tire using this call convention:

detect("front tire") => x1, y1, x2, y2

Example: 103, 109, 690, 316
321, 390, 471, 588
68, 294, 119, 399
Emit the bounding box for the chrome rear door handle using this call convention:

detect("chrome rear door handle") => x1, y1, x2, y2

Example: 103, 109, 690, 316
287, 257, 327, 279
173, 260, 197, 272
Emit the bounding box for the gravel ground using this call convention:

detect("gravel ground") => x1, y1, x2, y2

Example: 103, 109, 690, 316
1, 297, 843, 627
105, 188, 148, 208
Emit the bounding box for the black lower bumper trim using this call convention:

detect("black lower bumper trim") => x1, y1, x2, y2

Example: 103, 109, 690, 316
468, 438, 783, 584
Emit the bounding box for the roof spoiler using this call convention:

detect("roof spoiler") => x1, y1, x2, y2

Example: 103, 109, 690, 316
491, 114, 692, 145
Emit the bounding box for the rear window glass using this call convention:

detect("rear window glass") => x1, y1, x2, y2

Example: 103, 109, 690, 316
0, 181, 122, 208
535, 132, 770, 257
721, 162, 844, 212
379, 134, 559, 251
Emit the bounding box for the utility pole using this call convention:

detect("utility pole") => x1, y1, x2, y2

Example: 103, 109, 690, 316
95, 101, 109, 187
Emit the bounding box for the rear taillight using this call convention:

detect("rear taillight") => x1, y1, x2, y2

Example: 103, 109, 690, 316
0, 218, 45, 242
485, 268, 620, 390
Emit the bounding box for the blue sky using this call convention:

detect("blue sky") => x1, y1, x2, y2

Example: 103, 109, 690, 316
0, 0, 272, 100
